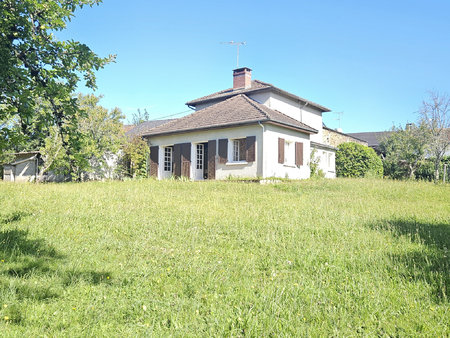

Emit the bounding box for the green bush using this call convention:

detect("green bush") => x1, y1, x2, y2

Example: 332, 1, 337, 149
336, 142, 383, 178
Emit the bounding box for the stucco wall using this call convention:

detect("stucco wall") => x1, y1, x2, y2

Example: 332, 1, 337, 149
311, 145, 336, 178
262, 124, 311, 179
148, 125, 263, 180
249, 91, 324, 144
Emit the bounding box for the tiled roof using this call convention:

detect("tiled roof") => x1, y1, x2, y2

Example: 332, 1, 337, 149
125, 119, 174, 138
186, 80, 331, 112
347, 131, 393, 147
143, 94, 317, 137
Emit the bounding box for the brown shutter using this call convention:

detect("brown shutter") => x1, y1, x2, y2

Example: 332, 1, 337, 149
278, 138, 285, 164
295, 142, 304, 166
207, 140, 216, 179
149, 146, 159, 177
218, 138, 228, 164
181, 142, 191, 178
173, 143, 182, 176
245, 136, 256, 162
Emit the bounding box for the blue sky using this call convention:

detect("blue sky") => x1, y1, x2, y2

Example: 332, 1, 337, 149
58, 0, 450, 132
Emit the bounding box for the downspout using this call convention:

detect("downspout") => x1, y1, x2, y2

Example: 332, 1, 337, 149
258, 121, 265, 178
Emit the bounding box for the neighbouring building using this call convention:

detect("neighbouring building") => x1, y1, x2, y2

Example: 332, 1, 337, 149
2, 152, 41, 182
323, 127, 368, 148
142, 67, 338, 180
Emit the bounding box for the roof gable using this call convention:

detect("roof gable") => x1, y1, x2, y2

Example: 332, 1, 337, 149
143, 94, 317, 137
186, 80, 330, 112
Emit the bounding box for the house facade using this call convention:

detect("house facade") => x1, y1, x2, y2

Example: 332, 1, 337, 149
143, 68, 336, 180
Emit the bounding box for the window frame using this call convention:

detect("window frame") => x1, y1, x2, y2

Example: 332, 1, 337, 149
231, 138, 246, 162
163, 146, 173, 172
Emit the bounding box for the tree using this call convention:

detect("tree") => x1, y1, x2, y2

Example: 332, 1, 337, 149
36, 94, 124, 181
130, 108, 150, 125
379, 124, 430, 179
0, 0, 115, 155
336, 142, 383, 178
418, 91, 450, 181
119, 136, 150, 178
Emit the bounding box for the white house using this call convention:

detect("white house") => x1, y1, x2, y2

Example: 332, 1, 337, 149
143, 68, 336, 180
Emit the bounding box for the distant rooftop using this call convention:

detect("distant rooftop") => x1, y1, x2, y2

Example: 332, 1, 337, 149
125, 119, 174, 138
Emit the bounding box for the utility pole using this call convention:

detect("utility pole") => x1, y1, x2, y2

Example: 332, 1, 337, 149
221, 41, 246, 68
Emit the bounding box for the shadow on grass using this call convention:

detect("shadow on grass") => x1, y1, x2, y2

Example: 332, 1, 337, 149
370, 218, 449, 303
0, 211, 113, 324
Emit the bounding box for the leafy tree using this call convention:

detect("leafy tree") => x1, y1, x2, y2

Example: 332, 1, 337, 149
130, 108, 150, 125
418, 91, 450, 181
37, 94, 124, 181
379, 124, 430, 179
120, 136, 150, 178
0, 0, 115, 155
336, 142, 383, 178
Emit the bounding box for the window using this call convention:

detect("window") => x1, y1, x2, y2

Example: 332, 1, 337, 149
328, 152, 332, 167
164, 146, 173, 172
232, 139, 246, 162
196, 144, 204, 170
284, 140, 295, 165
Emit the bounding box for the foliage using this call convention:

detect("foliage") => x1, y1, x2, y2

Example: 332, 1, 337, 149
336, 142, 383, 178
415, 156, 450, 182
0, 0, 115, 155
380, 123, 430, 179
309, 148, 324, 178
130, 108, 150, 126
119, 136, 150, 178
418, 91, 450, 181
0, 179, 448, 336
37, 94, 124, 180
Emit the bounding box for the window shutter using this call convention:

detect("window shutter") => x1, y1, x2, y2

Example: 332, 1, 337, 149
181, 142, 191, 177
173, 143, 182, 176
246, 136, 256, 162
295, 142, 304, 166
149, 146, 159, 177
218, 139, 228, 164
207, 140, 216, 179
278, 138, 285, 164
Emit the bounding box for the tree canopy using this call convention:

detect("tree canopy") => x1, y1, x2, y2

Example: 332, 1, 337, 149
0, 0, 115, 154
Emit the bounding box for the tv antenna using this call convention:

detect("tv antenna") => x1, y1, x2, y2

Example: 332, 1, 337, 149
334, 111, 344, 129
221, 41, 246, 67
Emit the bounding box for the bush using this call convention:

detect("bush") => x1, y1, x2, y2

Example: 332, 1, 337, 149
336, 142, 383, 178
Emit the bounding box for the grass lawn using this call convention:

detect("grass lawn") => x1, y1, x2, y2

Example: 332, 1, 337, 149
0, 178, 448, 336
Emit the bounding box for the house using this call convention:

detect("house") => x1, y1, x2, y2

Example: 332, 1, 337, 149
125, 119, 174, 139
2, 151, 40, 182
347, 131, 393, 154
143, 67, 337, 180
323, 126, 368, 148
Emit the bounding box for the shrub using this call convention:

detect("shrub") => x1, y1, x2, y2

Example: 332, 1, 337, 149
336, 142, 383, 178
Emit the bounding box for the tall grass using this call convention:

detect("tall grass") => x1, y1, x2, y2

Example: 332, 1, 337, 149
0, 179, 448, 336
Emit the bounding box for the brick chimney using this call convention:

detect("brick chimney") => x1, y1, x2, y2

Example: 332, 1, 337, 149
233, 67, 252, 89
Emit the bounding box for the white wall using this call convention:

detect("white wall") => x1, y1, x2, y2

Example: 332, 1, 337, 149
262, 124, 311, 179
249, 91, 324, 144
148, 125, 263, 180
311, 146, 336, 178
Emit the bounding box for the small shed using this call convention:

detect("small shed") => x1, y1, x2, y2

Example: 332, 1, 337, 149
2, 151, 40, 182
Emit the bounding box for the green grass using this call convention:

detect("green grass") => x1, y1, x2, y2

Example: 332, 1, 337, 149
0, 178, 448, 336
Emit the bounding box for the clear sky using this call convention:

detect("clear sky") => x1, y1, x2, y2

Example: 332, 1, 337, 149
57, 0, 450, 132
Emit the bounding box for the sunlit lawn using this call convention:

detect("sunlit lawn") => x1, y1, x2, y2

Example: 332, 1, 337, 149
0, 178, 448, 336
